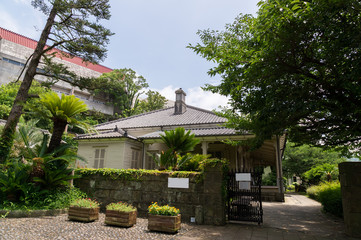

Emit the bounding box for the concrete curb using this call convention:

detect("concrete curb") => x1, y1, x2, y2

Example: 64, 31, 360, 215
0, 209, 68, 218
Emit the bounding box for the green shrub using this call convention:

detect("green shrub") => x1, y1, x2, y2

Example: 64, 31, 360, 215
106, 202, 136, 212
306, 184, 322, 200
318, 182, 343, 217
303, 163, 338, 185
306, 181, 342, 217
0, 187, 87, 210
178, 154, 211, 171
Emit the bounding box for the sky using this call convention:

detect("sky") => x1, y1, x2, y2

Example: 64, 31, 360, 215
0, 0, 259, 110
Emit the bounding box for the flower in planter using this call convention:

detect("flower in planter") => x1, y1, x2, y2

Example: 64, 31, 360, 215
148, 202, 180, 216
68, 198, 100, 222
105, 202, 137, 227
70, 198, 100, 208
106, 202, 136, 212
148, 202, 181, 233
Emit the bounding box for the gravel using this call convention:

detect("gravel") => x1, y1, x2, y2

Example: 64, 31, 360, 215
0, 214, 194, 240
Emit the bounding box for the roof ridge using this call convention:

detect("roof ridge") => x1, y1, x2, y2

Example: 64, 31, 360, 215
186, 104, 218, 115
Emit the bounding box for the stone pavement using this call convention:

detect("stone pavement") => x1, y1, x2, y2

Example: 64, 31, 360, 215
177, 193, 358, 240
0, 193, 358, 240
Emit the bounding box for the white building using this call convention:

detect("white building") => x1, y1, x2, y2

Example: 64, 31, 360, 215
0, 27, 114, 115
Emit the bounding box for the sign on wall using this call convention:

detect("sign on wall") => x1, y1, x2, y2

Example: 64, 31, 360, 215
168, 178, 189, 189
236, 173, 251, 190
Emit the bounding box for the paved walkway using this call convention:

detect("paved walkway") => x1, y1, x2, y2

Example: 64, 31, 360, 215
178, 193, 356, 240
0, 193, 357, 240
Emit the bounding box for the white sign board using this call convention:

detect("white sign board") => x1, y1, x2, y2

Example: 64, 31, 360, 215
168, 178, 189, 189
239, 181, 251, 190
235, 173, 251, 181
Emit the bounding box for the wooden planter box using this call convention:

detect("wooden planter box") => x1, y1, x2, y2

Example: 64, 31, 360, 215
105, 210, 137, 227
148, 214, 181, 233
68, 206, 99, 222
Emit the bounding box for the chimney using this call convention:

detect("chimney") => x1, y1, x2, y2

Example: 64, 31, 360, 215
174, 88, 186, 114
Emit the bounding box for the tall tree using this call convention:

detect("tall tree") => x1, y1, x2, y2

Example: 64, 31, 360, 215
283, 143, 345, 182
134, 90, 167, 115
189, 0, 361, 154
94, 68, 149, 117
0, 0, 112, 162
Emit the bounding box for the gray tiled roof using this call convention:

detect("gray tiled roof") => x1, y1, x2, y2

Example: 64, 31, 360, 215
76, 128, 136, 140
96, 105, 227, 130
139, 127, 248, 139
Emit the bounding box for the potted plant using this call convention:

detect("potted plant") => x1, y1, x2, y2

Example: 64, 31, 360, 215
105, 202, 137, 227
68, 198, 100, 222
147, 202, 181, 233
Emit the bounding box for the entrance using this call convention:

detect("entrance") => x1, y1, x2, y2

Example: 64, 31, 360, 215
227, 169, 263, 224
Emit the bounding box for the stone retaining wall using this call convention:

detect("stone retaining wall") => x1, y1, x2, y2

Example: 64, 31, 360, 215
74, 164, 226, 225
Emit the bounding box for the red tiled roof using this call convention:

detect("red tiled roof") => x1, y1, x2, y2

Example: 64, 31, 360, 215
0, 27, 112, 73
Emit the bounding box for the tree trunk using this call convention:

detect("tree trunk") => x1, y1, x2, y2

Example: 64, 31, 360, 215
0, 5, 58, 163
47, 118, 67, 153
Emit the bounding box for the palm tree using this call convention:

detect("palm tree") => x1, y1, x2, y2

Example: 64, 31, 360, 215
160, 127, 200, 154
38, 92, 88, 153
157, 127, 200, 170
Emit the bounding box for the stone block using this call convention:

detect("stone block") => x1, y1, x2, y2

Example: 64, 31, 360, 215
195, 205, 204, 224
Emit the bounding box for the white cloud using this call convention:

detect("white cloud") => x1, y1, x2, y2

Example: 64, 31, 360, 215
153, 85, 229, 111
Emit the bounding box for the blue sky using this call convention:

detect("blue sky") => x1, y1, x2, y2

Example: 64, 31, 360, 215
0, 0, 258, 110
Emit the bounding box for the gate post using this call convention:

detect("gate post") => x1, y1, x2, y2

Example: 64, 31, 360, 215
202, 162, 226, 225
339, 162, 361, 238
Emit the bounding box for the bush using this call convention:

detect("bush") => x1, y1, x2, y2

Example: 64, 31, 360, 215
0, 187, 87, 210
303, 163, 338, 185
178, 154, 210, 171
306, 181, 342, 217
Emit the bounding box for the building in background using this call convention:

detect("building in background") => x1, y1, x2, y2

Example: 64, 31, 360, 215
0, 27, 114, 115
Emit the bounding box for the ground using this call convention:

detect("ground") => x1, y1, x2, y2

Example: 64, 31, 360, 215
0, 194, 357, 240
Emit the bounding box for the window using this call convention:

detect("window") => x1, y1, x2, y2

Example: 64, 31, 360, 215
94, 148, 106, 168
146, 152, 157, 170
131, 149, 141, 169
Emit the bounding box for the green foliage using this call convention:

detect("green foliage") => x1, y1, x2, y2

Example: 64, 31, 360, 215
151, 149, 178, 170
283, 143, 345, 182
0, 187, 87, 211
189, 0, 361, 154
148, 202, 180, 216
35, 92, 90, 152
33, 163, 78, 190
75, 168, 201, 181
177, 153, 211, 171
135, 90, 167, 114
153, 128, 201, 170
11, 118, 44, 159
0, 161, 31, 202
262, 167, 277, 186
306, 181, 342, 217
0, 82, 50, 122
92, 68, 149, 117
0, 0, 112, 163
106, 202, 136, 212
161, 128, 200, 154
303, 163, 338, 185
70, 198, 100, 208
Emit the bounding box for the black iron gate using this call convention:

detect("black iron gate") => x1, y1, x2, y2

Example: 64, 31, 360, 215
227, 169, 263, 224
